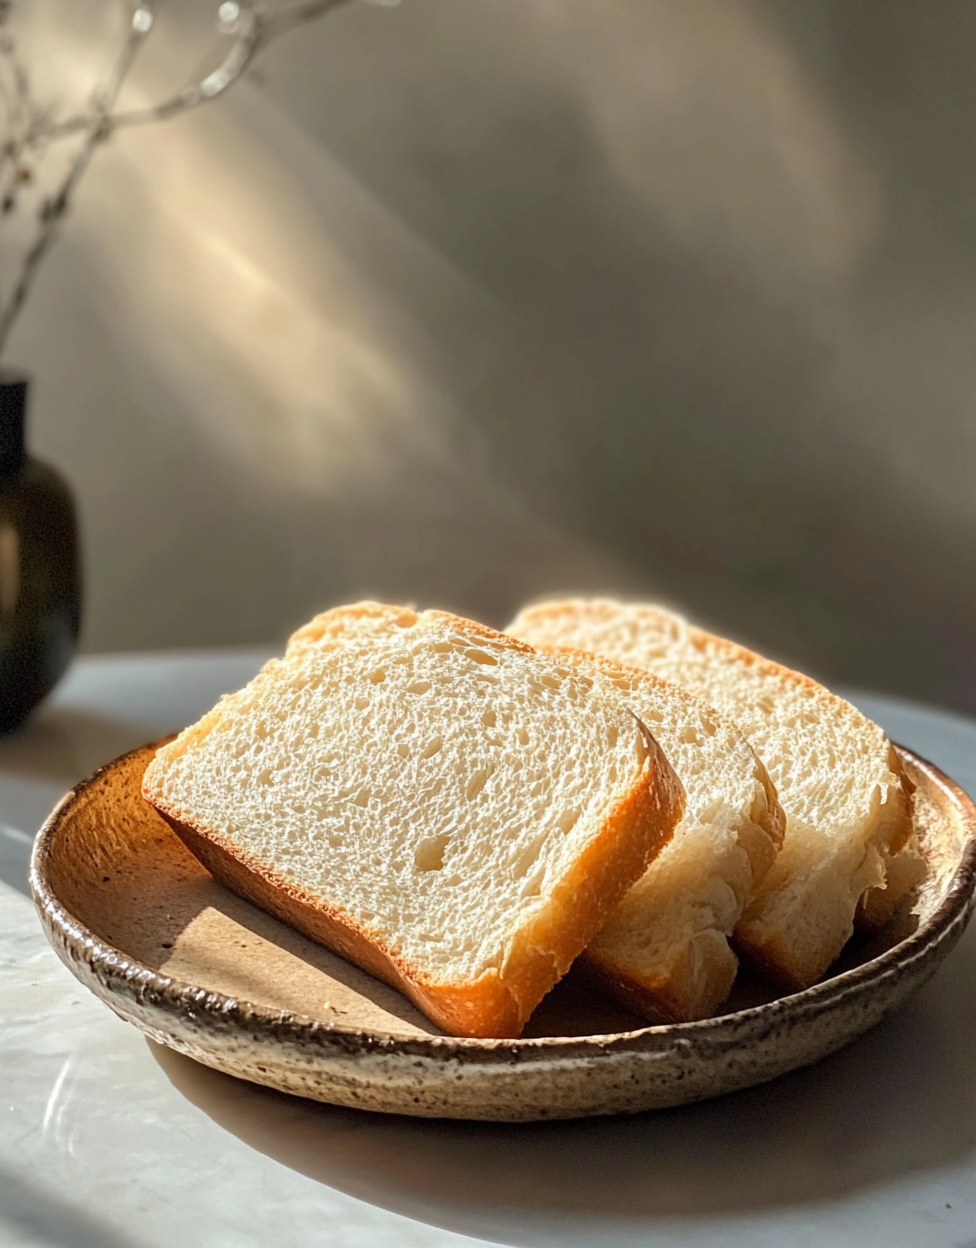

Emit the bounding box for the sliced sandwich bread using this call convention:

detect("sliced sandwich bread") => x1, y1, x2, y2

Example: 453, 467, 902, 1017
508, 598, 914, 990
290, 604, 785, 1022
550, 651, 785, 1021
143, 606, 685, 1038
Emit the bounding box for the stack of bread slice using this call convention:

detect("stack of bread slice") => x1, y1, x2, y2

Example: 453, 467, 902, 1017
509, 598, 916, 992
144, 607, 686, 1039
143, 598, 916, 1039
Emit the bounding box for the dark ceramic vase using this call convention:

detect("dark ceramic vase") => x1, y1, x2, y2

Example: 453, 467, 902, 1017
0, 374, 80, 734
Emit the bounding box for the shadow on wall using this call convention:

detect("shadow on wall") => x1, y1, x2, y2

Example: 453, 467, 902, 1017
8, 0, 976, 710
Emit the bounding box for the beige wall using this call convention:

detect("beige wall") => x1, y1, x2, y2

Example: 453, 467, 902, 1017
9, 0, 976, 711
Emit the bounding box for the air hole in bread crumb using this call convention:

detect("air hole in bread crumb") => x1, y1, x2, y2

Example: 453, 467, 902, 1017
464, 648, 498, 666
517, 728, 529, 746
415, 834, 451, 872
700, 715, 718, 736
557, 808, 581, 834
698, 797, 723, 823
421, 736, 443, 759
482, 709, 497, 728
368, 668, 386, 684
680, 726, 702, 746
465, 768, 491, 801
520, 871, 544, 899
396, 743, 410, 759
354, 786, 371, 807
607, 725, 619, 748
355, 696, 369, 710
257, 767, 273, 786
406, 680, 431, 694
514, 839, 544, 879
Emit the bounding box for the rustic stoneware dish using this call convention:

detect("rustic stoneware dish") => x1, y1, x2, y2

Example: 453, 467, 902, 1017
30, 741, 976, 1122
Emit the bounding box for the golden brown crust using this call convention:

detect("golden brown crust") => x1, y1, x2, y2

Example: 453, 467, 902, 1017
144, 605, 687, 1039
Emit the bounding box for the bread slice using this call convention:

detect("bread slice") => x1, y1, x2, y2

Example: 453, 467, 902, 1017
549, 651, 785, 1021
508, 599, 914, 990
143, 605, 685, 1039
292, 606, 783, 1023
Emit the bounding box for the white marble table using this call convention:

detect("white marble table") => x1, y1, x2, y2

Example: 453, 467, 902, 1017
2, 652, 976, 1248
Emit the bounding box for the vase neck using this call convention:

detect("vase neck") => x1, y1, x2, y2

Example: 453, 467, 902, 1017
0, 374, 28, 477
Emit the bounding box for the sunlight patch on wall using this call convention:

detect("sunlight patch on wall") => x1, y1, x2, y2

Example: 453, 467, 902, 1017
28, 9, 487, 499
81, 101, 468, 496
530, 0, 880, 289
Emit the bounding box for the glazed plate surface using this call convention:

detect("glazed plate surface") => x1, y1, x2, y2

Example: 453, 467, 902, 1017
30, 742, 976, 1121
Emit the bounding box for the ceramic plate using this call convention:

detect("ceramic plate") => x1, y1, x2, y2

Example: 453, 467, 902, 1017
29, 741, 976, 1121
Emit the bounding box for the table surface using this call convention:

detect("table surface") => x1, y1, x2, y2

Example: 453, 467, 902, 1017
2, 651, 976, 1248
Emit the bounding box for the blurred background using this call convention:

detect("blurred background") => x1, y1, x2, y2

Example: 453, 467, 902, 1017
7, 0, 976, 711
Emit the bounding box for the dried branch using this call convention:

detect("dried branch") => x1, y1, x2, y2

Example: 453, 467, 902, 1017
0, 0, 357, 360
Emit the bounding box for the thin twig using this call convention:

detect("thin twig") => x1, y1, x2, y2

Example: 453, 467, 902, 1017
0, 0, 356, 358
0, 0, 154, 354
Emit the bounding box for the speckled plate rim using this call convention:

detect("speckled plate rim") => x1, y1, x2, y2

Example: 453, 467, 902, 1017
29, 742, 976, 1070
